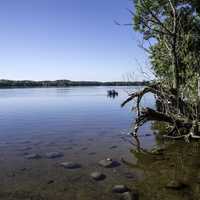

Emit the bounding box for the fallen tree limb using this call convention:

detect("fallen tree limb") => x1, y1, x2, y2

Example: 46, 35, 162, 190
131, 107, 192, 136
122, 83, 200, 140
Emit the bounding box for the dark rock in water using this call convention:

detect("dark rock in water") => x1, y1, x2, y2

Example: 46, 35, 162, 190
64, 147, 73, 150
151, 147, 165, 155
8, 172, 16, 178
19, 140, 31, 144
71, 175, 82, 182
60, 162, 81, 169
145, 133, 151, 137
18, 147, 32, 151
45, 152, 63, 159
121, 192, 132, 200
33, 141, 43, 145
25, 153, 41, 159
81, 147, 88, 151
68, 139, 74, 143
99, 158, 120, 168
22, 152, 30, 156
121, 191, 139, 200
166, 180, 187, 190
196, 175, 200, 184
112, 185, 129, 193
124, 172, 136, 180
46, 142, 56, 146
90, 172, 106, 181
99, 159, 113, 167
47, 180, 54, 184
109, 145, 118, 149
88, 152, 96, 155
20, 168, 27, 171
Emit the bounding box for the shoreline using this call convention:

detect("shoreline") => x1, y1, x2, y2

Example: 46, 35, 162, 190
0, 79, 149, 89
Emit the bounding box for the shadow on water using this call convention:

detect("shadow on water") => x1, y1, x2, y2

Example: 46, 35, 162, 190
125, 122, 200, 200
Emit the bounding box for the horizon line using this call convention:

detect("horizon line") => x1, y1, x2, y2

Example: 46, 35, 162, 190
0, 78, 148, 83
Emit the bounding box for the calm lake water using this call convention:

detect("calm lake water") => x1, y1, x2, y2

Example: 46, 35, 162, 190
0, 86, 155, 145
2, 86, 198, 200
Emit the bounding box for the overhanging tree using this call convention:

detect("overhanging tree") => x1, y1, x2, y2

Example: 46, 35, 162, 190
123, 0, 200, 140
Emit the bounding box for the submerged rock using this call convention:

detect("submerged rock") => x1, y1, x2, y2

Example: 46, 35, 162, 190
109, 145, 118, 149
25, 153, 41, 159
64, 147, 73, 150
151, 147, 165, 155
88, 152, 96, 155
19, 140, 31, 144
60, 162, 81, 169
90, 172, 106, 181
47, 180, 55, 184
124, 172, 136, 180
99, 159, 113, 167
18, 147, 32, 151
112, 185, 129, 193
81, 147, 88, 151
46, 142, 56, 146
45, 152, 63, 159
121, 191, 139, 200
99, 158, 120, 168
166, 180, 187, 190
20, 168, 27, 171
121, 192, 132, 200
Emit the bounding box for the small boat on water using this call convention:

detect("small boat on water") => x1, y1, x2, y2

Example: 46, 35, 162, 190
107, 90, 118, 97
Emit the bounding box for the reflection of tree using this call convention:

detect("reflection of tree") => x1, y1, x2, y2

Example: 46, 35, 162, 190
124, 136, 200, 200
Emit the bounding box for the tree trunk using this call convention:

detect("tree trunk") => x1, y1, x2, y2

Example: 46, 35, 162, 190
171, 9, 180, 109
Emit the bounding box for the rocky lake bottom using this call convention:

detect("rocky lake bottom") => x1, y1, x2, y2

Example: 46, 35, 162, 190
0, 131, 149, 200
1, 87, 200, 200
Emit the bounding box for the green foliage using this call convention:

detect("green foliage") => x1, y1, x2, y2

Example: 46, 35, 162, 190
133, 0, 200, 101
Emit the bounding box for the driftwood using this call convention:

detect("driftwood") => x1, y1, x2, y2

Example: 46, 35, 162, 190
122, 82, 200, 141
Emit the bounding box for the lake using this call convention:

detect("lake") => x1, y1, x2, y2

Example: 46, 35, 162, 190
1, 86, 198, 200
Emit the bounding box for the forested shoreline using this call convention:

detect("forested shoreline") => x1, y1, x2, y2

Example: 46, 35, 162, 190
0, 79, 149, 88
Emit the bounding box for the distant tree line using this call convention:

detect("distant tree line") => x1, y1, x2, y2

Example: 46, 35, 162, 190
0, 79, 149, 88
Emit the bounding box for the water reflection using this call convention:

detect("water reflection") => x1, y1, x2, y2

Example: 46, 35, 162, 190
126, 127, 200, 200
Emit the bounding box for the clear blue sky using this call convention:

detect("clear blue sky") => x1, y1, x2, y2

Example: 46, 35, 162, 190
0, 0, 148, 81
